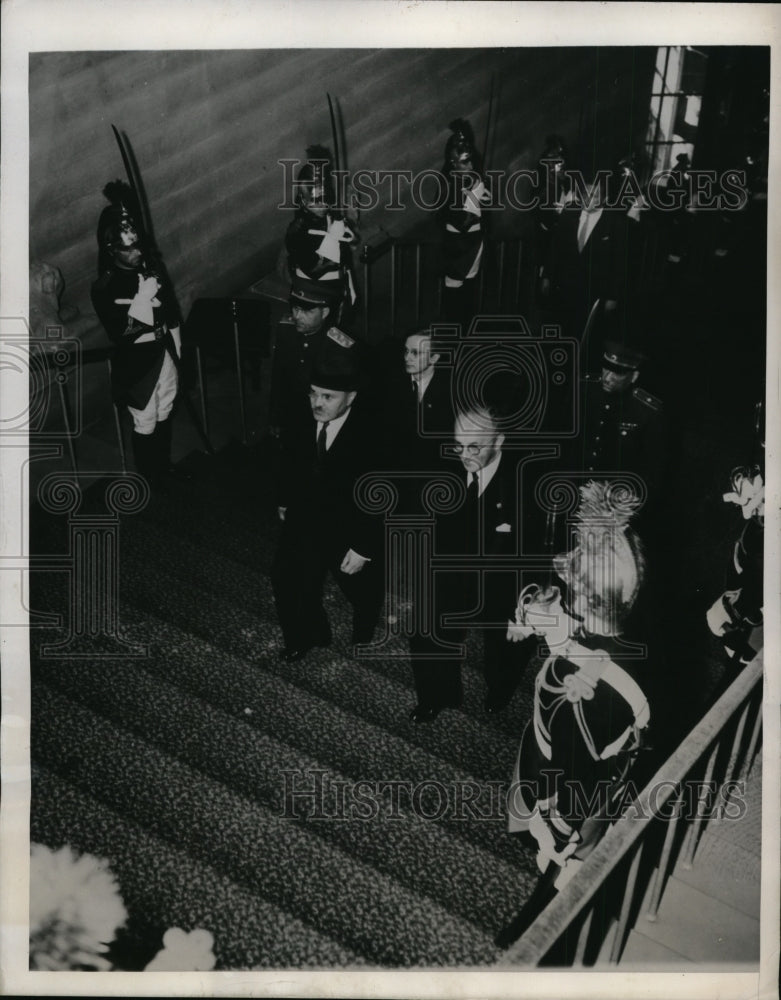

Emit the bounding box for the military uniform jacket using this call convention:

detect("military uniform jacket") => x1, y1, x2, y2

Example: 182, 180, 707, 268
285, 208, 353, 280
91, 265, 179, 410
277, 406, 383, 562
568, 376, 665, 492
270, 321, 375, 437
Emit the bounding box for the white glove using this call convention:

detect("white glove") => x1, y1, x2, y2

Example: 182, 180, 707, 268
127, 274, 161, 326
706, 591, 739, 636
316, 218, 353, 264
464, 180, 487, 217
529, 808, 579, 872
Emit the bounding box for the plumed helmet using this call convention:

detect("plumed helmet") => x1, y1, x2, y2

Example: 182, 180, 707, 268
553, 481, 645, 636
444, 118, 481, 171
96, 180, 143, 255
296, 144, 335, 208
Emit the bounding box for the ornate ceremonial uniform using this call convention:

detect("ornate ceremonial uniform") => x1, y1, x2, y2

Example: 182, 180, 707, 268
439, 119, 490, 329
285, 145, 357, 322
91, 264, 179, 414
508, 633, 650, 863
90, 181, 181, 483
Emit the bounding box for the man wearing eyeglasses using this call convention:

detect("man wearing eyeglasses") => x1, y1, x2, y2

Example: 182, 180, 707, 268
408, 405, 531, 722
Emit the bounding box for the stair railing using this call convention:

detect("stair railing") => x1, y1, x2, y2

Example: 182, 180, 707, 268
500, 650, 763, 966
360, 233, 525, 338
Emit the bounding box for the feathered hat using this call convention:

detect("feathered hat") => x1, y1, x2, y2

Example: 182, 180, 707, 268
554, 481, 645, 635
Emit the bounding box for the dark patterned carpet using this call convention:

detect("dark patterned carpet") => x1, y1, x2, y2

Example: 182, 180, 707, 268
29, 439, 544, 970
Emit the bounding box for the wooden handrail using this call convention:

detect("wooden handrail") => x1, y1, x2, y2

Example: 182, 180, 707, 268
502, 651, 763, 965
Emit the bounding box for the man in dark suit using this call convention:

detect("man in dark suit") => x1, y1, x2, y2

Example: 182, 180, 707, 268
383, 328, 454, 476
539, 170, 637, 368
408, 405, 533, 722
271, 349, 384, 662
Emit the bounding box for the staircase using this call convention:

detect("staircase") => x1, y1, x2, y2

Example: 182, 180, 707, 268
616, 758, 762, 967
29, 440, 543, 969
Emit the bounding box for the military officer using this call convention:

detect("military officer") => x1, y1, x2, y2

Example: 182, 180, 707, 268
569, 341, 665, 502
269, 275, 356, 441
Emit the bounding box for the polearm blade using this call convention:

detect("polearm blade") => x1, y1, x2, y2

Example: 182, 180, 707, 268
109, 125, 214, 455
111, 124, 155, 248
327, 92, 341, 177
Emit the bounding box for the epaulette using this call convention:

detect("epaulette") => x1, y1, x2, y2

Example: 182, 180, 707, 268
583, 373, 601, 383
633, 387, 662, 412
326, 326, 355, 348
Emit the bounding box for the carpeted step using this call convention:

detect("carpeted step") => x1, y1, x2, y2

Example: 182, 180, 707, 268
32, 682, 503, 966
34, 658, 537, 937
31, 763, 367, 969
32, 596, 532, 872
32, 560, 532, 807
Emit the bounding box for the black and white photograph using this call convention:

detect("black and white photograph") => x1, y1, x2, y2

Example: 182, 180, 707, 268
1, 2, 779, 996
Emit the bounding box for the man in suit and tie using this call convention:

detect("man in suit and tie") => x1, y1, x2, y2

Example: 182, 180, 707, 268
408, 404, 532, 722
539, 167, 637, 368
383, 328, 454, 476
271, 348, 384, 662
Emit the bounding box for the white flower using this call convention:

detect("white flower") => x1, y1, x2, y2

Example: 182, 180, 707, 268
29, 843, 127, 971
145, 927, 216, 971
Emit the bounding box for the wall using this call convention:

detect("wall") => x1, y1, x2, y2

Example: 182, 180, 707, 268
29, 46, 655, 429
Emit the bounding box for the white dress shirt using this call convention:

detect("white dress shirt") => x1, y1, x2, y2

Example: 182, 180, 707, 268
315, 407, 351, 451
468, 450, 502, 496
411, 366, 436, 402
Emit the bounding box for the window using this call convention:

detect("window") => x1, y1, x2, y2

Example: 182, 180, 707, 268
645, 46, 708, 176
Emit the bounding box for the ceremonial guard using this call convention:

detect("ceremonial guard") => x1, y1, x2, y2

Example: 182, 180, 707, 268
408, 405, 531, 722
706, 462, 764, 666
499, 482, 652, 941
271, 349, 384, 662
91, 181, 181, 485
439, 119, 491, 330
533, 134, 572, 301
285, 145, 358, 324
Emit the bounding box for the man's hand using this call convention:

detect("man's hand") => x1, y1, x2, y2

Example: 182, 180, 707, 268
277, 506, 287, 522
340, 549, 369, 575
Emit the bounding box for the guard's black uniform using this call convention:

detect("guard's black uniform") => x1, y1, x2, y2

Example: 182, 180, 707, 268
91, 265, 179, 410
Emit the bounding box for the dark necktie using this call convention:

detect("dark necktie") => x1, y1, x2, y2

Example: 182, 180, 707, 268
316, 420, 330, 462
466, 475, 479, 513
465, 475, 480, 554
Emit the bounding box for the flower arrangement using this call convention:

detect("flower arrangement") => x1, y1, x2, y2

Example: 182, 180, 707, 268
29, 843, 128, 971
30, 842, 217, 972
